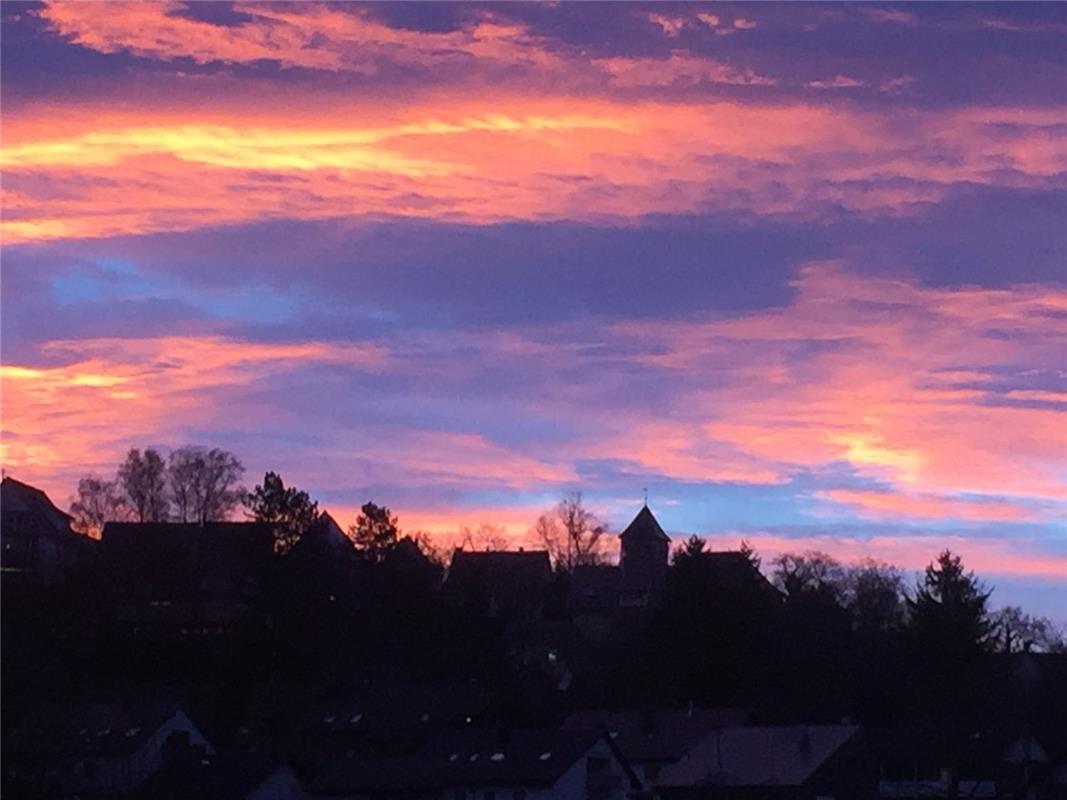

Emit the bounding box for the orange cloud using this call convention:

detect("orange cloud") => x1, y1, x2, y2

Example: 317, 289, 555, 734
610, 263, 1067, 500
5, 96, 1066, 244
0, 336, 387, 493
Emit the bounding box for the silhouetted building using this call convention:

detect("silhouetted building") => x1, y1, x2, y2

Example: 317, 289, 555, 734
446, 549, 552, 619
692, 551, 782, 604
1, 475, 89, 588
100, 521, 274, 638
135, 751, 306, 800
312, 728, 637, 800
290, 511, 352, 559
3, 699, 213, 796
618, 505, 670, 608
294, 681, 497, 770
657, 724, 875, 798
563, 707, 753, 786
569, 505, 671, 617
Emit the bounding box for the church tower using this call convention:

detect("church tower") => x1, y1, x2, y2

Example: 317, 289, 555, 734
618, 504, 670, 607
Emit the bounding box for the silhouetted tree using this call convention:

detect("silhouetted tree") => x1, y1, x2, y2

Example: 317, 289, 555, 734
739, 538, 761, 571
69, 474, 132, 538
167, 446, 246, 524
535, 491, 607, 572
117, 448, 169, 522
846, 559, 907, 636
991, 606, 1065, 653
671, 534, 707, 565
459, 523, 509, 552
908, 550, 993, 655
247, 471, 319, 553
772, 551, 846, 604
349, 501, 400, 562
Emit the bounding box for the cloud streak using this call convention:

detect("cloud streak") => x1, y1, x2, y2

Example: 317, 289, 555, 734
5, 97, 1066, 243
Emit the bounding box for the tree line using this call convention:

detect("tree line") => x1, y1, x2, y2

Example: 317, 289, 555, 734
70, 446, 246, 535
69, 449, 1064, 654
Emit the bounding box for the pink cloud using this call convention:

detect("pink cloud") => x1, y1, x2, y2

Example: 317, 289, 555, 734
593, 53, 778, 88
699, 533, 1067, 581
37, 2, 565, 74
603, 263, 1067, 500
648, 13, 688, 38
864, 8, 920, 26
807, 74, 868, 90
814, 489, 1047, 523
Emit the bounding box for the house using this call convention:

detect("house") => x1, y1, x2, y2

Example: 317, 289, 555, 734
136, 751, 309, 800
1, 475, 89, 588
292, 681, 497, 772
446, 549, 553, 619
682, 551, 782, 606
312, 728, 638, 800
3, 699, 214, 796
870, 721, 1067, 800
656, 724, 876, 799
290, 512, 353, 559
100, 521, 274, 638
562, 707, 753, 786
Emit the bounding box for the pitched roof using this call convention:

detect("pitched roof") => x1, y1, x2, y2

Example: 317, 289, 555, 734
448, 549, 552, 574
101, 522, 274, 565
563, 708, 753, 763
702, 552, 781, 596
446, 550, 552, 598
1, 476, 77, 536
657, 724, 860, 787
134, 752, 291, 800
619, 505, 669, 543
291, 511, 353, 556
5, 699, 189, 762
301, 681, 494, 739
314, 728, 605, 792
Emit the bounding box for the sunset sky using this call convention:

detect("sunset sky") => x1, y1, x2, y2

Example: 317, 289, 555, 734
2, 2, 1065, 616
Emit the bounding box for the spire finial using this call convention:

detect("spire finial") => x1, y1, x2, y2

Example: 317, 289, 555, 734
642, 487, 648, 507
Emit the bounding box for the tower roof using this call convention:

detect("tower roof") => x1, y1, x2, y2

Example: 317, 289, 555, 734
618, 505, 669, 543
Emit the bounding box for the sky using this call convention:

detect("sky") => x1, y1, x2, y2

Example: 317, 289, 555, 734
1, 2, 1065, 617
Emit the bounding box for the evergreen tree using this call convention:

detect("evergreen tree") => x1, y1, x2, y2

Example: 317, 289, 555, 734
349, 501, 400, 562
247, 471, 320, 553
908, 550, 993, 655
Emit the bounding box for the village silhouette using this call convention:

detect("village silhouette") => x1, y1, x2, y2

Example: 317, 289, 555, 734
2, 448, 1065, 799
